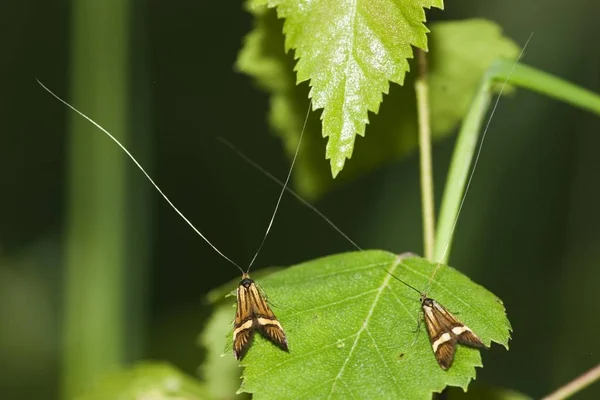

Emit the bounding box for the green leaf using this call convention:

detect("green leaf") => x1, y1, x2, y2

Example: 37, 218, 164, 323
79, 362, 211, 400
235, 251, 511, 399
237, 17, 518, 199
427, 19, 520, 134
246, 0, 444, 177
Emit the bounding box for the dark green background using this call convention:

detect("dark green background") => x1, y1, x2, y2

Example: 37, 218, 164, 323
1, 0, 599, 399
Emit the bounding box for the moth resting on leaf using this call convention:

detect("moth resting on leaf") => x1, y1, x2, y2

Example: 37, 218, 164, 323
233, 273, 288, 360
388, 265, 487, 370
419, 294, 487, 370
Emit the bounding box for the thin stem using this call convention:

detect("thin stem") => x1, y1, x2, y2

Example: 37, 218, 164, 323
433, 79, 492, 263
541, 364, 600, 400
434, 59, 600, 263
63, 0, 131, 398
490, 60, 600, 117
415, 48, 436, 260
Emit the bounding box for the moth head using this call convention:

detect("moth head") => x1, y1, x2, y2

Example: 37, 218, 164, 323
421, 296, 433, 306
240, 273, 253, 288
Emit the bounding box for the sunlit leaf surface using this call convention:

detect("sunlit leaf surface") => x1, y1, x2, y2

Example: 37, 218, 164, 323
246, 0, 444, 177
237, 17, 518, 199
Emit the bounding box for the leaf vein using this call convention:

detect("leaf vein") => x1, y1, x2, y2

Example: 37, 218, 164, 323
385, 285, 419, 323
251, 332, 360, 381
292, 260, 390, 283
326, 255, 402, 399
283, 288, 380, 319
366, 326, 401, 390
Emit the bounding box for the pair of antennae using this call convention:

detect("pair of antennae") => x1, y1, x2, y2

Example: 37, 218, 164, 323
244, 103, 312, 272
36, 79, 309, 276
217, 137, 363, 252
39, 32, 531, 281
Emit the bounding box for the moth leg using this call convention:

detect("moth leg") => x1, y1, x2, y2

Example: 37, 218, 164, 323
409, 311, 423, 346
412, 311, 423, 333
255, 282, 285, 309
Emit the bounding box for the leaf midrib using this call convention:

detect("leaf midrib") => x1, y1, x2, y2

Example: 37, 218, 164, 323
326, 254, 403, 398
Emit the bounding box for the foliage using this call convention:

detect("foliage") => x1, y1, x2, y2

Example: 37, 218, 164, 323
230, 252, 511, 399
245, 0, 444, 178
53, 1, 600, 399
237, 12, 518, 198
78, 363, 210, 400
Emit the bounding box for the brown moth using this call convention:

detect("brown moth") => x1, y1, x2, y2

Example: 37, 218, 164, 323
419, 294, 486, 370
386, 267, 487, 370
233, 273, 288, 360
37, 80, 301, 361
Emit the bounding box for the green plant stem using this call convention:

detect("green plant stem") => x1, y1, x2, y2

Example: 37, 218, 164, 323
415, 48, 435, 260
434, 60, 600, 263
541, 364, 600, 400
63, 0, 131, 398
433, 79, 492, 263
492, 61, 600, 116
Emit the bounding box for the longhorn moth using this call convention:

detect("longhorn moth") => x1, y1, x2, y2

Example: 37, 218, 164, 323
37, 80, 313, 359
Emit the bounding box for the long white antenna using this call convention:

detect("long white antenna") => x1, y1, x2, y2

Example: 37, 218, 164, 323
427, 33, 534, 287
245, 102, 312, 272
37, 79, 245, 274
217, 137, 362, 252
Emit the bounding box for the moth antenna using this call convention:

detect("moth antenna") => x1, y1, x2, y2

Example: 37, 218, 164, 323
384, 269, 422, 296
217, 137, 362, 252
426, 33, 534, 289
245, 102, 312, 273
36, 79, 245, 275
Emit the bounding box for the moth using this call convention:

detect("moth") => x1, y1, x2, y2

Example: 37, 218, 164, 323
38, 80, 298, 361
233, 273, 288, 359
387, 266, 487, 370
419, 293, 486, 369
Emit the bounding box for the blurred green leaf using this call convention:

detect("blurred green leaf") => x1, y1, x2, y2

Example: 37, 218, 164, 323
245, 0, 443, 177
230, 251, 510, 399
237, 17, 518, 199
198, 301, 245, 400
446, 385, 532, 400
427, 19, 519, 134
79, 362, 210, 400
199, 281, 245, 399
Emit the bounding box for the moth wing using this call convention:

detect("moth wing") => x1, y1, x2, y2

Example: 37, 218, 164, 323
454, 326, 487, 348
435, 338, 457, 370
234, 323, 255, 360
233, 280, 256, 360
250, 286, 289, 352
245, 280, 289, 354
235, 282, 251, 326
258, 319, 289, 351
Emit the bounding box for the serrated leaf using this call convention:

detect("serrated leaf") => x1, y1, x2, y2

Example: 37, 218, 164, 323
237, 17, 518, 199
246, 0, 444, 177
79, 362, 210, 400
233, 251, 510, 399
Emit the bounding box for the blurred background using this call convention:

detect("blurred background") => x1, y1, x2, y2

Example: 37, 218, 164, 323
1, 0, 599, 399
